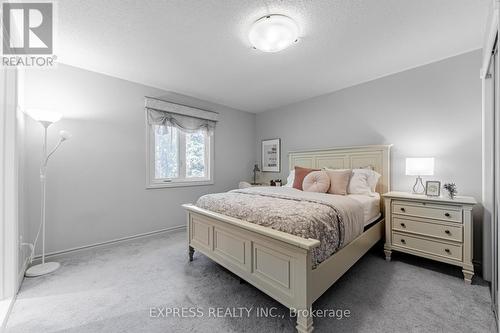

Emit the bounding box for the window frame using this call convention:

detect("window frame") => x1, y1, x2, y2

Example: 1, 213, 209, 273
146, 122, 214, 189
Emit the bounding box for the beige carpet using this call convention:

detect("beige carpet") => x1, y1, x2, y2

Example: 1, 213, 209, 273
6, 230, 497, 332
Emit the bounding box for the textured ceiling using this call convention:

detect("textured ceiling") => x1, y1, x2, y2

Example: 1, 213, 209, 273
56, 0, 490, 112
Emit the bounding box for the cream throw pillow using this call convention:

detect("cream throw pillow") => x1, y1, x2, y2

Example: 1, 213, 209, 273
302, 171, 330, 193
324, 169, 352, 195
353, 168, 381, 192
348, 172, 373, 195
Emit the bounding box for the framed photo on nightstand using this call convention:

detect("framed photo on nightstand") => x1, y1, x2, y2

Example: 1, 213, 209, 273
425, 181, 441, 197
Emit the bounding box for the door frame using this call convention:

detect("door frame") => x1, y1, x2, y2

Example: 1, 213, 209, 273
481, 0, 500, 324
0, 67, 20, 329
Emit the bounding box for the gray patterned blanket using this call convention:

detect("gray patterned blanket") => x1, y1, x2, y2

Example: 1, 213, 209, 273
195, 187, 364, 267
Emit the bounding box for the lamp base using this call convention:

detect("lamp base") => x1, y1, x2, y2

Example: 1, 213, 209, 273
412, 176, 425, 194
25, 262, 60, 277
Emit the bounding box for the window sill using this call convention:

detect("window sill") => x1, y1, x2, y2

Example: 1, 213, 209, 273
146, 180, 214, 189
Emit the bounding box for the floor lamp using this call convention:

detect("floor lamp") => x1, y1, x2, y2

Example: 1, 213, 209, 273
25, 109, 72, 277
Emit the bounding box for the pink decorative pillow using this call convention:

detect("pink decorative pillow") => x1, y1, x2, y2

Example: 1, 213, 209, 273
324, 169, 351, 195
302, 171, 330, 193
293, 166, 319, 190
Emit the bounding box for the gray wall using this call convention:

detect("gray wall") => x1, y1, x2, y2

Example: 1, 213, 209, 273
255, 50, 487, 277
21, 64, 256, 255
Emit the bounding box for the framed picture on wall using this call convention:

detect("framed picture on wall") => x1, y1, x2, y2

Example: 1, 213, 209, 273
262, 138, 281, 172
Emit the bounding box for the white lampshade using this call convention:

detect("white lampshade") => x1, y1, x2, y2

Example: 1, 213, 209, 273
249, 14, 299, 53
406, 158, 434, 176
25, 109, 62, 124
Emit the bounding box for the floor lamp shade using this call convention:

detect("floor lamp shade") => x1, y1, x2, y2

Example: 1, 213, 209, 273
26, 109, 63, 124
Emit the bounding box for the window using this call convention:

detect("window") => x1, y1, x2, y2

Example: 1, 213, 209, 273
145, 97, 216, 188
148, 124, 213, 188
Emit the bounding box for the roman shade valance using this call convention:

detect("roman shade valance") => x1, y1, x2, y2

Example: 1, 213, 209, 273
145, 96, 218, 134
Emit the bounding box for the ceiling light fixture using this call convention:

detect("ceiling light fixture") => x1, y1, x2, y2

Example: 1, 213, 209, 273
249, 14, 299, 53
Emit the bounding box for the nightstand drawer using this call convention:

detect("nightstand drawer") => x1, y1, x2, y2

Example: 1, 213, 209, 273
393, 201, 462, 223
392, 232, 462, 261
392, 217, 462, 242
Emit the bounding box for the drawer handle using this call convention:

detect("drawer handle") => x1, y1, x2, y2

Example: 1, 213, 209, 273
445, 248, 451, 253
400, 239, 406, 244
400, 223, 406, 228
445, 230, 451, 234
400, 207, 406, 212
445, 213, 451, 217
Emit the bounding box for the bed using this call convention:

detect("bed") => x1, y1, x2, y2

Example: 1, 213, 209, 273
183, 145, 391, 332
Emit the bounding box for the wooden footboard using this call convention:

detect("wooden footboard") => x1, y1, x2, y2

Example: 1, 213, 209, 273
183, 204, 384, 333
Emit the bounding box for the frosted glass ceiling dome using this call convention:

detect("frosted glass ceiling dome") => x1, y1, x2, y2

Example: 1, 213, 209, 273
249, 15, 299, 53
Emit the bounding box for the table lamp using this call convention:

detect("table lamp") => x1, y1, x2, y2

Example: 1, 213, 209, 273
406, 157, 434, 194
252, 164, 260, 185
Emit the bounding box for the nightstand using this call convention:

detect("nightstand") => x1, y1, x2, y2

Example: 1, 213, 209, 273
383, 191, 477, 283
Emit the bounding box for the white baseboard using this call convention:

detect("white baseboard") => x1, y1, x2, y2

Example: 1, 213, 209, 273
31, 225, 186, 263
0, 297, 15, 332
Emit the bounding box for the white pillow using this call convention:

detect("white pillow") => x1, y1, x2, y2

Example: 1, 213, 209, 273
347, 169, 380, 195
352, 168, 381, 192
284, 170, 295, 187
347, 172, 372, 195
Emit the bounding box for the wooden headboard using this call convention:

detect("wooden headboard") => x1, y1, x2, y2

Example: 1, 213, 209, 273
288, 144, 392, 198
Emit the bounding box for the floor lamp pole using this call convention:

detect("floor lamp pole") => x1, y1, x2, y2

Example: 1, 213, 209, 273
41, 124, 47, 265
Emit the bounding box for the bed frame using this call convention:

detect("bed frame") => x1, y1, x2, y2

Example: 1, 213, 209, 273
183, 145, 391, 332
